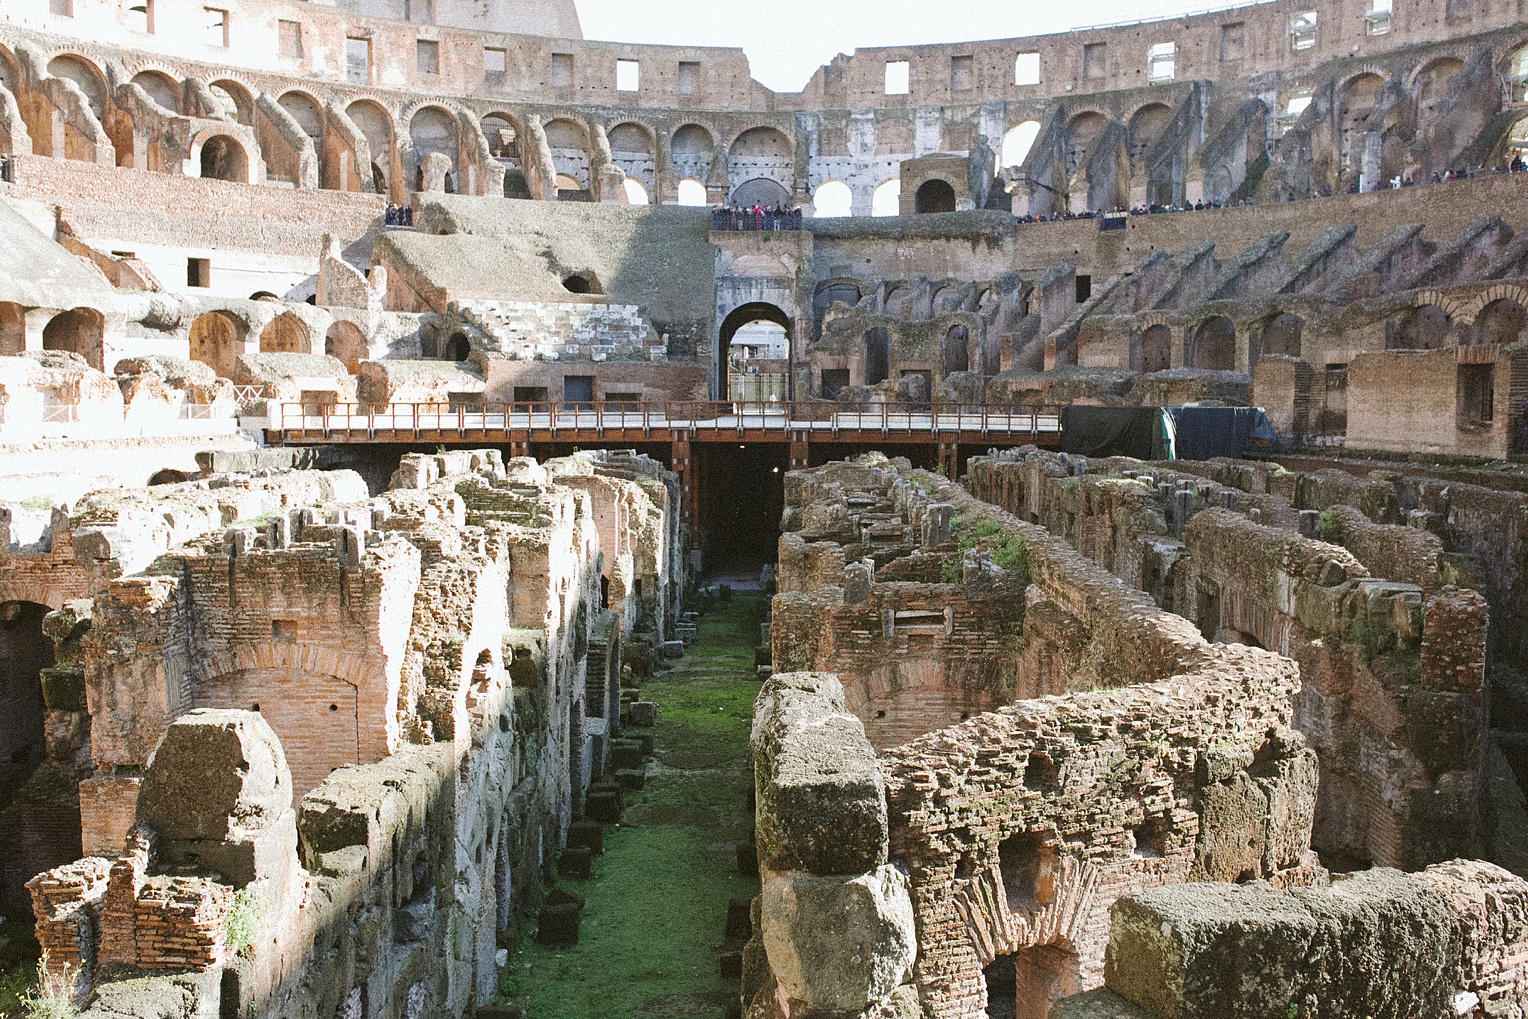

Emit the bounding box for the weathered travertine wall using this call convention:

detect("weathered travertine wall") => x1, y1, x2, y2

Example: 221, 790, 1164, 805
16, 448, 683, 1017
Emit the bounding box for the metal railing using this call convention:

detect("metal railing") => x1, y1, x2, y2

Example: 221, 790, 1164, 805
270, 400, 1064, 440
41, 403, 77, 423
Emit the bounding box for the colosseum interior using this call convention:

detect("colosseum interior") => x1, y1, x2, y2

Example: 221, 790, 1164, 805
0, 0, 1526, 1015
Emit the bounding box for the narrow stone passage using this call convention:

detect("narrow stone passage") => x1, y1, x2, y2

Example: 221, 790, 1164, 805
500, 592, 765, 1019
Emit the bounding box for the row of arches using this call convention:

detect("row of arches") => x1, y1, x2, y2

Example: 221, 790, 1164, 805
187, 311, 369, 377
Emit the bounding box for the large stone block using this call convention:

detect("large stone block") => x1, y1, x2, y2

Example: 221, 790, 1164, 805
752, 672, 888, 875
1105, 871, 1461, 1019
760, 865, 917, 1013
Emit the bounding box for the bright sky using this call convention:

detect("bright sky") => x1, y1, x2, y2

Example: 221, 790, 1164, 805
573, 0, 1259, 93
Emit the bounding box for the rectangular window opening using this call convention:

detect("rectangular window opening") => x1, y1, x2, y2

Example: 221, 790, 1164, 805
345, 37, 370, 83
484, 47, 506, 75
277, 19, 302, 60
1148, 41, 1175, 81
1365, 0, 1392, 35
551, 52, 574, 88
1458, 364, 1495, 427
187, 257, 211, 288
1014, 51, 1040, 86
49, 0, 73, 15
1290, 11, 1317, 51
416, 38, 439, 75
616, 59, 640, 92
1076, 274, 1092, 303
950, 54, 974, 91
885, 60, 910, 95
1219, 22, 1245, 60
203, 7, 228, 47
678, 60, 699, 94
1083, 42, 1107, 79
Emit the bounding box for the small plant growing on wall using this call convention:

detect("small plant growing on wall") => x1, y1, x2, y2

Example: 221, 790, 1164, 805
21, 963, 77, 1019
224, 887, 266, 955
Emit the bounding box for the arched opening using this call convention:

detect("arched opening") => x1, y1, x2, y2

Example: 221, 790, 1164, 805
1338, 73, 1385, 182
1001, 121, 1041, 170
1471, 298, 1527, 346
131, 70, 179, 113
607, 121, 655, 197
543, 117, 589, 193
914, 178, 957, 214
1413, 57, 1464, 126
1506, 45, 1528, 104
812, 281, 860, 343
42, 307, 105, 370
983, 943, 1083, 1019
348, 100, 395, 195
409, 106, 458, 192
1261, 313, 1304, 359
676, 178, 708, 206
1127, 103, 1172, 171
1064, 112, 1107, 180
730, 177, 790, 209
188, 310, 244, 378
621, 178, 649, 205
1502, 113, 1528, 168
670, 124, 715, 185
554, 172, 589, 200
872, 178, 901, 217
278, 90, 325, 185
0, 303, 23, 355
209, 80, 252, 126
147, 468, 188, 486
1386, 304, 1450, 349
198, 134, 248, 182
444, 333, 470, 361
728, 127, 792, 197
1190, 317, 1236, 371
324, 321, 367, 373
812, 179, 852, 218
481, 113, 520, 162
47, 55, 106, 121
943, 325, 970, 377
864, 328, 891, 385
1136, 324, 1172, 373
718, 303, 791, 400
259, 311, 309, 354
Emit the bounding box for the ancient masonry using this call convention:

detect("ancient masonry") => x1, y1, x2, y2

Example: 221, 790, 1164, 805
2, 0, 1528, 1014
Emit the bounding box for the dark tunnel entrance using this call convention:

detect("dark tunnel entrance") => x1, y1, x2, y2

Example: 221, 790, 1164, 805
0, 599, 60, 918
694, 442, 788, 574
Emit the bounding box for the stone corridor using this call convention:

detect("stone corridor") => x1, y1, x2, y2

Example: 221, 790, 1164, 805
500, 592, 765, 1019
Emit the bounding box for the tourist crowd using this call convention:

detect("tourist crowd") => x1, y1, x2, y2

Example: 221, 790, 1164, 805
384, 203, 415, 227
712, 204, 804, 231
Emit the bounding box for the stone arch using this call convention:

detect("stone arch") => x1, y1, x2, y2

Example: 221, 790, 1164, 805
812, 179, 852, 217
728, 126, 793, 192
872, 178, 901, 217
1338, 72, 1386, 180
347, 99, 395, 196
130, 70, 180, 113
1386, 304, 1451, 350
1064, 111, 1109, 179
409, 105, 459, 190
208, 79, 253, 126
914, 178, 957, 214
1259, 312, 1304, 360
480, 111, 521, 161
46, 54, 107, 120
188, 310, 246, 378
0, 44, 18, 96
325, 320, 367, 373
621, 178, 648, 204
1001, 121, 1041, 170
42, 307, 105, 370
718, 302, 791, 400
1412, 56, 1464, 115
1502, 41, 1528, 102
259, 312, 310, 354
0, 302, 24, 355
195, 130, 250, 182
277, 89, 323, 139
1134, 323, 1173, 373
1470, 298, 1527, 347
670, 123, 715, 184
608, 120, 656, 192
542, 117, 589, 190
1189, 316, 1236, 370
1126, 102, 1172, 172
676, 178, 707, 205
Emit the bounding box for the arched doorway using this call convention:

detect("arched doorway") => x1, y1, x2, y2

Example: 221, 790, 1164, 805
324, 321, 367, 373
259, 312, 310, 354
188, 310, 246, 378
1471, 298, 1527, 346
1260, 313, 1304, 359
718, 303, 791, 400
730, 177, 790, 209
1190, 317, 1236, 370
943, 325, 971, 376
914, 178, 957, 214
1386, 304, 1450, 349
864, 328, 892, 385
1136, 324, 1172, 373
42, 308, 105, 370
199, 134, 248, 182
